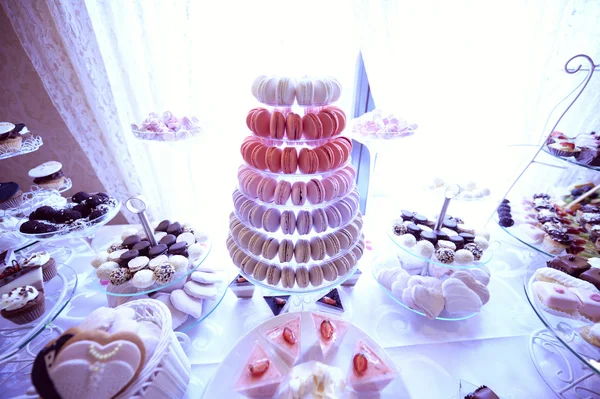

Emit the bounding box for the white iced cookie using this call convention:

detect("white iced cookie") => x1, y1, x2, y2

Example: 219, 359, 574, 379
169, 255, 189, 272
188, 243, 205, 261
114, 307, 135, 322
454, 249, 475, 265
96, 261, 119, 281
121, 228, 138, 241
193, 231, 209, 244
417, 224, 432, 232
401, 287, 417, 309
407, 275, 442, 293
473, 236, 489, 250
437, 240, 456, 251
191, 271, 223, 285
441, 227, 458, 237
415, 240, 435, 258
451, 271, 490, 305
412, 285, 445, 319
176, 232, 195, 247
170, 289, 203, 318
468, 266, 491, 286
442, 278, 482, 315
534, 267, 599, 292
398, 234, 417, 248
403, 257, 428, 276
183, 281, 217, 300
108, 249, 127, 262
91, 251, 109, 268
153, 293, 189, 329
132, 269, 154, 289
428, 262, 452, 279
128, 256, 149, 272
78, 307, 115, 331
457, 225, 476, 235
154, 231, 167, 241
136, 320, 162, 359
149, 254, 169, 270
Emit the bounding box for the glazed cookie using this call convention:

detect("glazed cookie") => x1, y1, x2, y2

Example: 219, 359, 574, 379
170, 289, 203, 318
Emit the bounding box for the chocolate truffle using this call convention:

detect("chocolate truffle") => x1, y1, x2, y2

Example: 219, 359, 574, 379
89, 208, 107, 221
166, 222, 182, 236
72, 191, 89, 204
547, 255, 590, 277
464, 243, 483, 261
122, 235, 141, 249
109, 268, 132, 285
132, 240, 150, 256
159, 234, 176, 247
155, 220, 170, 232
120, 249, 139, 264
168, 241, 187, 256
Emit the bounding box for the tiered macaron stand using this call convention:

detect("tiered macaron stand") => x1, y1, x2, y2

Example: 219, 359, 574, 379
374, 186, 496, 321
494, 54, 600, 396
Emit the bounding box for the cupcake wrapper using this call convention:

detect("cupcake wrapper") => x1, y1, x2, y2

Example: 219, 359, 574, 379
38, 177, 65, 190
540, 237, 567, 255
0, 136, 23, 151
42, 262, 57, 282
547, 147, 579, 158
0, 193, 23, 210
5, 300, 46, 325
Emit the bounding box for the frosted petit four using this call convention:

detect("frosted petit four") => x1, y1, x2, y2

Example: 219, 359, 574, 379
347, 340, 396, 392
533, 281, 580, 316
234, 343, 284, 398
534, 267, 599, 292
569, 288, 600, 322
311, 312, 349, 357
264, 315, 301, 365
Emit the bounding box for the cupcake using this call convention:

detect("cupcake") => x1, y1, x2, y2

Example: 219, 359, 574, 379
547, 141, 580, 158
0, 122, 24, 151
28, 161, 66, 190
0, 285, 45, 325
541, 231, 571, 255
0, 182, 23, 210
23, 252, 57, 282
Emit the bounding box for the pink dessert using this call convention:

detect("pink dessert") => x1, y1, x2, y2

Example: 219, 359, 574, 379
347, 340, 396, 392
533, 281, 580, 315
310, 312, 349, 357
570, 288, 600, 322
234, 343, 284, 398
265, 315, 301, 365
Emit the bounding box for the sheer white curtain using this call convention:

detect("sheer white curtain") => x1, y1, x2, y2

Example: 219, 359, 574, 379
354, 0, 600, 214
2, 0, 358, 232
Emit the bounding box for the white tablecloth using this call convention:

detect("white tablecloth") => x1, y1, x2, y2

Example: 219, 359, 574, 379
2, 216, 596, 398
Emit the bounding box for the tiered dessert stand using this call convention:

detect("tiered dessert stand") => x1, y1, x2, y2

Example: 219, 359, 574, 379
496, 54, 600, 396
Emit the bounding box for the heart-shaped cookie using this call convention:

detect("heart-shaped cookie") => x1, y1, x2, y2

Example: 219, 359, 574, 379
32, 327, 81, 399
451, 271, 490, 305
48, 330, 145, 399
441, 278, 482, 315
411, 285, 445, 320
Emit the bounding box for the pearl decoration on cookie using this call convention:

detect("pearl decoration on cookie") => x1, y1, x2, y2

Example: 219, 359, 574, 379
88, 342, 122, 361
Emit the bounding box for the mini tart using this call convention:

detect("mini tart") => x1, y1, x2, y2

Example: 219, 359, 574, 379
580, 324, 600, 348
547, 141, 581, 158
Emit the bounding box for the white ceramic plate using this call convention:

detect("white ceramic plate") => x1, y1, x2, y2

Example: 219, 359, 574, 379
203, 311, 403, 398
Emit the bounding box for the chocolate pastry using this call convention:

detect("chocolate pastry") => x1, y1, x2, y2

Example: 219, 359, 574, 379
263, 295, 290, 316
433, 230, 449, 241
20, 220, 58, 234
406, 223, 422, 239
548, 230, 571, 245
159, 234, 177, 247
449, 235, 465, 249
576, 147, 600, 166
84, 194, 107, 208
537, 215, 560, 224
155, 220, 170, 232
168, 241, 187, 255
88, 207, 107, 221
71, 203, 91, 218
166, 222, 182, 236
32, 329, 78, 399
400, 210, 414, 221
71, 191, 89, 203
547, 255, 590, 277
122, 235, 141, 248
420, 231, 438, 245
459, 233, 475, 243
96, 192, 109, 200
464, 385, 499, 399
30, 206, 58, 222
442, 218, 458, 230
120, 249, 139, 264
132, 240, 150, 256
413, 214, 428, 225
56, 209, 82, 224
579, 268, 600, 290
33, 170, 64, 185
316, 288, 344, 311
148, 244, 168, 258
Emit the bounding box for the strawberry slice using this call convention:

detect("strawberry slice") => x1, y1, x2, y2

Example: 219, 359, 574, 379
563, 142, 575, 150
282, 326, 296, 345
320, 320, 334, 340
249, 359, 270, 377
353, 353, 368, 375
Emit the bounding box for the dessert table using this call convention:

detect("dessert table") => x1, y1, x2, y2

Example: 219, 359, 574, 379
0, 214, 585, 398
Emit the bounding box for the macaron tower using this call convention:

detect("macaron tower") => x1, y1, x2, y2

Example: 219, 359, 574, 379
227, 75, 365, 291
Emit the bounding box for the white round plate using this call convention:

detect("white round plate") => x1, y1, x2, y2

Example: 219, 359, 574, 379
203, 311, 402, 398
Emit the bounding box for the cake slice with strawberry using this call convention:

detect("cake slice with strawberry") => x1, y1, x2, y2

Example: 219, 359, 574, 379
234, 342, 284, 398
264, 314, 301, 365
310, 312, 349, 357
347, 340, 397, 392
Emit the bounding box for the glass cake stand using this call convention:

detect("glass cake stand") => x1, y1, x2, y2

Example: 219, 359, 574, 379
523, 263, 600, 396
2, 189, 65, 219
30, 177, 72, 194
0, 136, 43, 161
0, 264, 78, 362
542, 144, 600, 172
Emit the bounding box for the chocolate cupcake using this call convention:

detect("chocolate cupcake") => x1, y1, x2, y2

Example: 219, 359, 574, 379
0, 182, 23, 210
1, 286, 45, 325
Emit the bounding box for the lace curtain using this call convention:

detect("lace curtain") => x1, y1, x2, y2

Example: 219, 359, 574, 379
2, 0, 358, 230
354, 0, 600, 207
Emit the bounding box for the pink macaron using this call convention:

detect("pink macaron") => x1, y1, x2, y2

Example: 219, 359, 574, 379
249, 204, 267, 228
296, 210, 313, 235
270, 111, 285, 139
334, 201, 353, 225
298, 148, 319, 174
251, 108, 271, 137
241, 139, 261, 164
331, 173, 349, 197
311, 208, 328, 233
281, 147, 298, 174
274, 180, 292, 205
261, 237, 279, 260
326, 142, 345, 169
322, 176, 340, 201
325, 205, 342, 228
319, 108, 339, 136
251, 144, 268, 170
286, 112, 303, 140
323, 234, 341, 257
239, 200, 255, 222
262, 208, 281, 233
291, 181, 307, 206
280, 210, 296, 235
309, 236, 326, 260
314, 146, 333, 172
257, 176, 277, 202
306, 178, 325, 205
294, 239, 311, 263
265, 147, 283, 173
317, 111, 335, 138
302, 113, 323, 140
